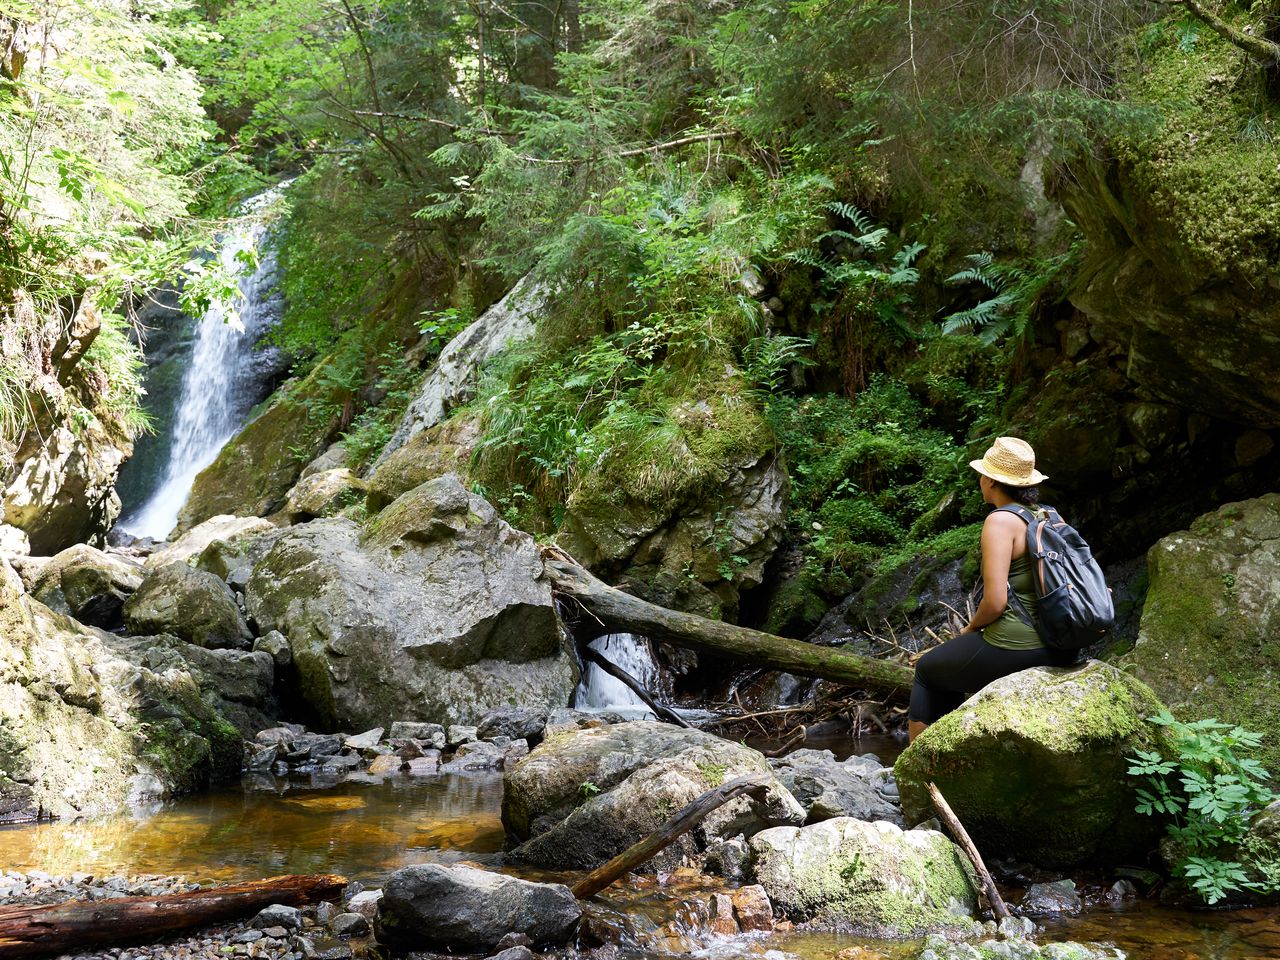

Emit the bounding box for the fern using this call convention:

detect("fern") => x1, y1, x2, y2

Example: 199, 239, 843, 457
940, 248, 1077, 345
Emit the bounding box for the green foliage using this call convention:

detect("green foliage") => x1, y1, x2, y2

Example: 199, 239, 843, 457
1128, 711, 1280, 905
340, 348, 422, 471
940, 247, 1079, 345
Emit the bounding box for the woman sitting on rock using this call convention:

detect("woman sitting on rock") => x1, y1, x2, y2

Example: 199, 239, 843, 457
908, 437, 1077, 742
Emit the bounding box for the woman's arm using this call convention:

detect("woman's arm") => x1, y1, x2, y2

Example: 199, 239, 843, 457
961, 511, 1023, 634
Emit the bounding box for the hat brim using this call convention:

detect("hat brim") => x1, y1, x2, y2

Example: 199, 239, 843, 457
969, 459, 1048, 487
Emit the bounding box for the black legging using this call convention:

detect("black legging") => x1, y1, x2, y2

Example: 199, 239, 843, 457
909, 631, 1079, 724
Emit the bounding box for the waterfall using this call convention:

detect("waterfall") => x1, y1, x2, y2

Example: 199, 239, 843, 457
574, 634, 662, 712
119, 190, 285, 541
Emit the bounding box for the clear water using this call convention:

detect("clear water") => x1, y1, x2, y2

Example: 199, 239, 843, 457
575, 633, 663, 711
0, 771, 1274, 958
119, 189, 285, 541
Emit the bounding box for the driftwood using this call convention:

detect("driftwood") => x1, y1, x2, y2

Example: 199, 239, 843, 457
581, 646, 692, 728
545, 558, 913, 700
0, 874, 348, 958
926, 782, 1010, 921
571, 774, 772, 899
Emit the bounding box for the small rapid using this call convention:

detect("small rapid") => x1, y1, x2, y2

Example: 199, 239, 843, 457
574, 633, 662, 711
119, 188, 285, 541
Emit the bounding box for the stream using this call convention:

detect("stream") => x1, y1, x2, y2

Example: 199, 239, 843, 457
1, 767, 1276, 959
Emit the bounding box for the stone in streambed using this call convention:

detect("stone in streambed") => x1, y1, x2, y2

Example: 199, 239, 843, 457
1021, 879, 1082, 915
477, 707, 548, 746
252, 904, 303, 931
27, 543, 143, 628
377, 863, 580, 951
770, 748, 902, 826
748, 817, 978, 937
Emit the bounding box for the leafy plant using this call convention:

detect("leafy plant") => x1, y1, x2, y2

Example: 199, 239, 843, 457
940, 248, 1077, 345
1128, 711, 1280, 905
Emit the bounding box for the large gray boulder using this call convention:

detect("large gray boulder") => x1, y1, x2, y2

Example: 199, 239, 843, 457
244, 474, 576, 730
1124, 494, 1280, 772
377, 864, 580, 951
894, 661, 1172, 868
26, 543, 144, 628
770, 749, 902, 826
504, 720, 805, 870
145, 514, 276, 570
284, 468, 365, 522
124, 562, 252, 649
749, 817, 978, 937
0, 558, 242, 821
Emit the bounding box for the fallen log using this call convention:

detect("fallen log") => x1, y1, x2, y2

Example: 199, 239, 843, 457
571, 774, 772, 899
581, 646, 692, 728
544, 558, 913, 700
926, 782, 1010, 921
0, 874, 348, 958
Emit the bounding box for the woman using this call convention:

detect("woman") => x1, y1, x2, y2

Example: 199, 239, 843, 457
907, 436, 1078, 742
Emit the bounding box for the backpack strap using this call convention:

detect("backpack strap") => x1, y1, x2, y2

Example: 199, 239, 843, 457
992, 503, 1041, 629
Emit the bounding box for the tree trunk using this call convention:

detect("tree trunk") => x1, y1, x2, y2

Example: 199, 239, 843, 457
0, 874, 348, 958
543, 559, 913, 700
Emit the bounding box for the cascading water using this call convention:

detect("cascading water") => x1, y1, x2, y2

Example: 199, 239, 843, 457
120, 189, 286, 541
574, 633, 662, 711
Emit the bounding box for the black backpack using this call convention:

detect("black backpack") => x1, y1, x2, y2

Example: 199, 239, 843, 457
996, 503, 1114, 651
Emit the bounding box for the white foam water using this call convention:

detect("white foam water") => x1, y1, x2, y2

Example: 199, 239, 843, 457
574, 633, 662, 711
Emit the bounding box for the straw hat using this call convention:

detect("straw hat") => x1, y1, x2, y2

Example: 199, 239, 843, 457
969, 436, 1048, 487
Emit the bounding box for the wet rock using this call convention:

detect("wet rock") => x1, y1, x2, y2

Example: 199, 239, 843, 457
377, 863, 580, 951
342, 728, 384, 751
770, 749, 902, 826
329, 912, 369, 936
1021, 880, 1082, 915
749, 817, 978, 937
477, 708, 547, 746
389, 721, 445, 747
447, 724, 478, 748
147, 514, 277, 570
346, 890, 382, 921
405, 757, 440, 775
1106, 879, 1137, 903
286, 468, 366, 522
244, 476, 576, 730
252, 904, 303, 931
488, 947, 535, 960
731, 884, 774, 932
913, 932, 1120, 959
706, 837, 750, 881
1124, 494, 1280, 772
709, 892, 737, 935
505, 720, 804, 871
28, 544, 143, 628
301, 937, 353, 960
367, 755, 402, 776
124, 562, 252, 649
894, 661, 1172, 868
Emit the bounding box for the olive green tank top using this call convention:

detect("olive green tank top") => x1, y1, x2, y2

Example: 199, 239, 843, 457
982, 551, 1042, 650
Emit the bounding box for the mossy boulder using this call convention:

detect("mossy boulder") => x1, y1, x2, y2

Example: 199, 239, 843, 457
284, 467, 365, 521
26, 543, 143, 629
1056, 27, 1280, 428
503, 720, 804, 870
146, 514, 277, 570
1240, 801, 1280, 896
123, 562, 252, 650
244, 474, 576, 731
0, 558, 244, 821
1124, 494, 1280, 772
894, 661, 1171, 868
365, 414, 479, 513
748, 818, 978, 937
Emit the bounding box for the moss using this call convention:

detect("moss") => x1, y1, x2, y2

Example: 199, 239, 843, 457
696, 760, 729, 787
1113, 21, 1280, 286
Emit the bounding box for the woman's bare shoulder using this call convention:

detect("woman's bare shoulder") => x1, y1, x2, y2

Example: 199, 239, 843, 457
982, 509, 1026, 531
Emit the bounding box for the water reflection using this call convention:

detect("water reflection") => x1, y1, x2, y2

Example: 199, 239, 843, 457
0, 773, 505, 884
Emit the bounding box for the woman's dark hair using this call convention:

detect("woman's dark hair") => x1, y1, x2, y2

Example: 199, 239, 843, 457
994, 481, 1040, 506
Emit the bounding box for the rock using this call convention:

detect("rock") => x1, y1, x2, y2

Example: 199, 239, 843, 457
488, 947, 535, 960
0, 523, 30, 558
301, 442, 348, 480
365, 415, 481, 513
504, 720, 804, 870
1238, 800, 1280, 898
1106, 879, 1137, 903
345, 890, 382, 921
706, 838, 750, 880
252, 904, 303, 931
0, 559, 243, 821
770, 749, 902, 826
731, 884, 774, 932
389, 721, 445, 744
1021, 880, 1082, 915
748, 817, 978, 937
374, 277, 544, 467
912, 932, 1120, 960
244, 476, 576, 730
477, 708, 548, 746
377, 863, 580, 951
28, 544, 143, 628
329, 912, 369, 936
1124, 494, 1280, 772
894, 661, 1172, 868
254, 630, 292, 667
286, 468, 366, 522
343, 728, 384, 751
367, 754, 403, 776
709, 892, 738, 935
124, 563, 252, 649
447, 724, 477, 747
558, 447, 786, 620
2, 422, 128, 555
146, 515, 276, 570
